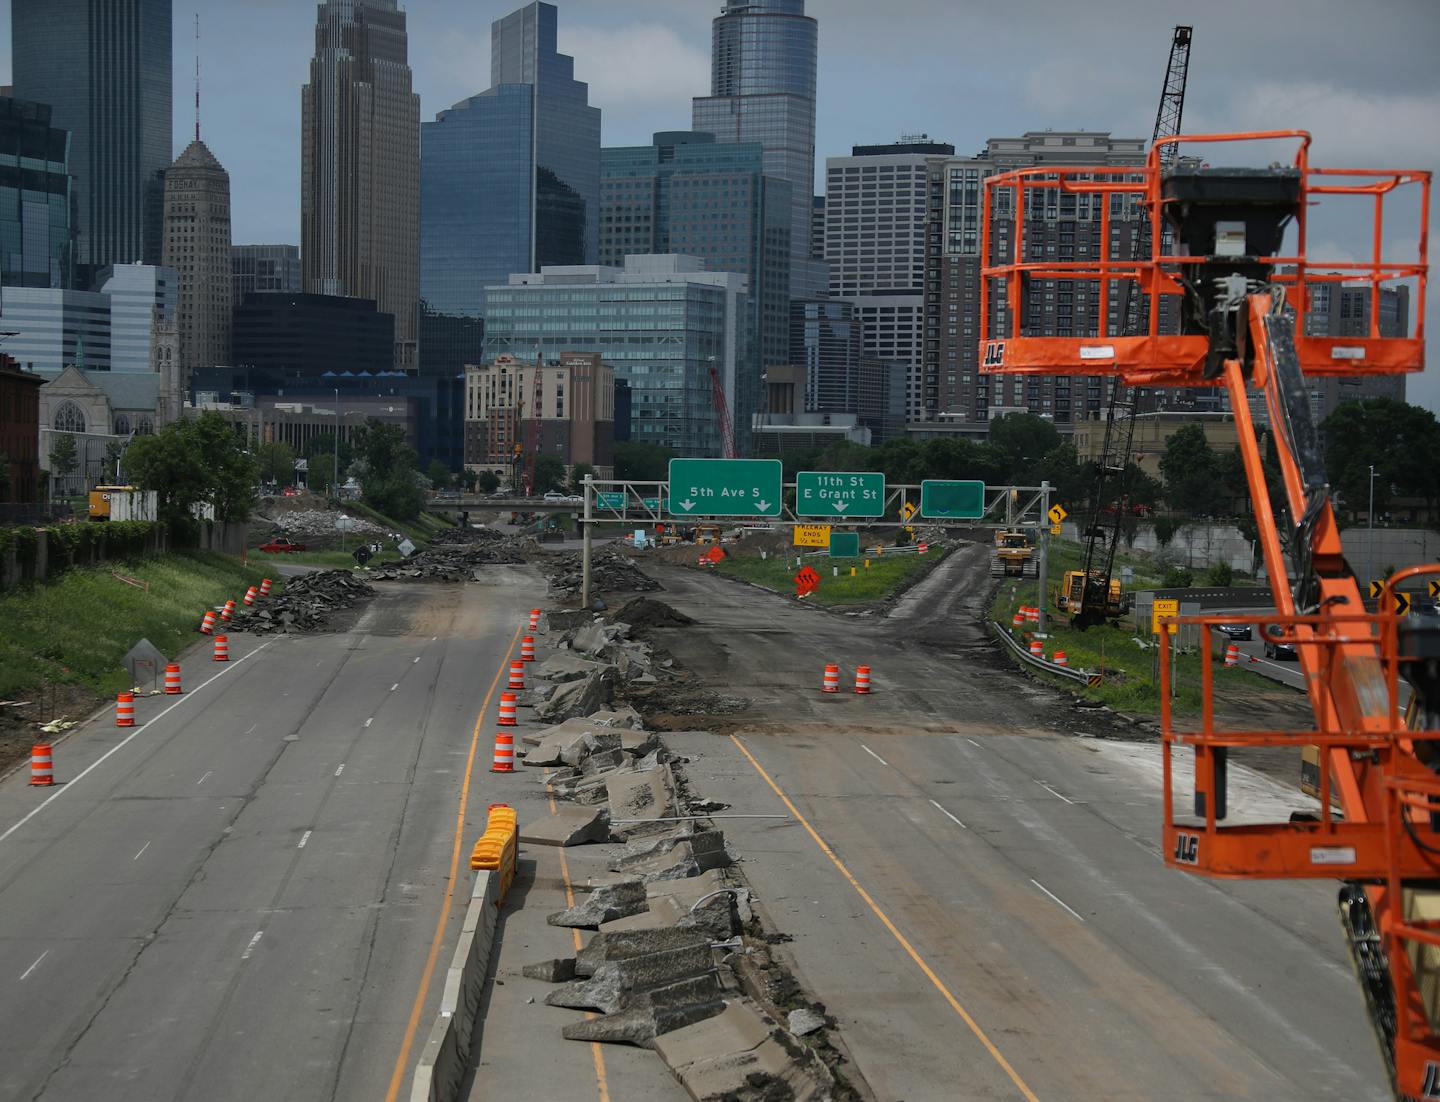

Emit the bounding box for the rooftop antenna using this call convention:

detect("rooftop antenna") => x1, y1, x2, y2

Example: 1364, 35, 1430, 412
194, 12, 201, 142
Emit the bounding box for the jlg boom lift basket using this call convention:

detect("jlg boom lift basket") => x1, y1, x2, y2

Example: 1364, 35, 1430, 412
980, 131, 1433, 1099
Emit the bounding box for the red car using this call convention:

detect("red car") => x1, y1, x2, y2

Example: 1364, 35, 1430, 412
258, 537, 307, 553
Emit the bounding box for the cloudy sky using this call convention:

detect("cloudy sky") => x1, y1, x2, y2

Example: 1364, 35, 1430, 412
3, 0, 1437, 404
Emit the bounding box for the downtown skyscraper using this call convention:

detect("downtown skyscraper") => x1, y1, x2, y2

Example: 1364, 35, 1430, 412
11, 0, 172, 282
302, 0, 421, 371
692, 0, 822, 299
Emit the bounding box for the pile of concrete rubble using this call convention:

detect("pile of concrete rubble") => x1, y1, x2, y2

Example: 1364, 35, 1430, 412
368, 537, 541, 581
509, 606, 855, 1101
228, 570, 374, 633
545, 549, 662, 602
258, 508, 391, 540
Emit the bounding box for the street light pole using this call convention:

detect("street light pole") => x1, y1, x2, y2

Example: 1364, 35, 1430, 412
1369, 464, 1377, 536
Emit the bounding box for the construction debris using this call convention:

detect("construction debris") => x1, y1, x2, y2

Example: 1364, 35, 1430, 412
545, 550, 661, 600
257, 507, 390, 540
228, 571, 374, 633
369, 537, 540, 581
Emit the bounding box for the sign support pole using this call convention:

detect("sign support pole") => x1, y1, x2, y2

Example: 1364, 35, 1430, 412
1037, 481, 1050, 634
581, 474, 593, 611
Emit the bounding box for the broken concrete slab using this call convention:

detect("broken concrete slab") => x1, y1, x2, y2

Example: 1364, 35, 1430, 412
585, 706, 645, 730
521, 957, 577, 983
619, 729, 660, 757
605, 765, 675, 823
787, 1007, 825, 1037
559, 975, 724, 1047
522, 724, 621, 768
654, 999, 827, 1102
547, 880, 647, 928
522, 716, 606, 748
572, 621, 630, 657
545, 940, 715, 1014
536, 652, 607, 683
520, 805, 609, 848
575, 927, 713, 978
533, 667, 617, 724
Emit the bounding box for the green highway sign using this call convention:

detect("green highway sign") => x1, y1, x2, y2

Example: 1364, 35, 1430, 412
641, 497, 661, 512
920, 480, 987, 519
795, 471, 886, 518
668, 458, 783, 518
829, 532, 860, 558
595, 491, 628, 510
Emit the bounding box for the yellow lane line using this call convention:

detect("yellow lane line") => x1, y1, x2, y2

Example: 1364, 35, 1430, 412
383, 624, 522, 1102
729, 733, 1043, 1102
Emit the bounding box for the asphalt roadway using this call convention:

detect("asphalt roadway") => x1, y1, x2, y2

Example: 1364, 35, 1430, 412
0, 569, 538, 1102
647, 548, 1389, 1101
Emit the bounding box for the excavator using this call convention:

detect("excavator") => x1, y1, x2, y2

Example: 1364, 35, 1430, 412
980, 129, 1432, 1098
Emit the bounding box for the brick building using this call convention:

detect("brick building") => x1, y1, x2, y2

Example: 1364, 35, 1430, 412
0, 360, 43, 502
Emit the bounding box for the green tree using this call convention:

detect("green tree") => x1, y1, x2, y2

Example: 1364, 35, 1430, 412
123, 412, 259, 526
989, 412, 1061, 481
533, 453, 567, 494
1154, 514, 1180, 547
308, 453, 337, 494
350, 419, 424, 519
812, 440, 879, 473
256, 440, 297, 486
1324, 398, 1440, 522
476, 470, 500, 493
569, 462, 595, 494
48, 433, 78, 490
426, 459, 452, 490
1159, 424, 1219, 515
1033, 443, 1086, 506
305, 432, 354, 473
613, 441, 674, 481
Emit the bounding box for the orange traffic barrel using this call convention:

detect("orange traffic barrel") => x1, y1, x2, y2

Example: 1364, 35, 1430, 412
521, 635, 536, 662
259, 578, 273, 597
213, 634, 230, 662
1224, 643, 1240, 668
490, 731, 515, 773
243, 585, 258, 606
497, 691, 517, 727
1026, 607, 1040, 625
918, 542, 929, 554
1029, 640, 1044, 658
29, 744, 54, 786
115, 691, 135, 727
822, 663, 840, 693
528, 608, 541, 629
1054, 650, 1068, 667
200, 609, 217, 635
507, 660, 525, 691
220, 599, 236, 622
854, 666, 872, 694
164, 663, 183, 694
1011, 609, 1025, 628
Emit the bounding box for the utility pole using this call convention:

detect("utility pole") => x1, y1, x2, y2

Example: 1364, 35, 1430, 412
1037, 480, 1051, 634
581, 474, 593, 611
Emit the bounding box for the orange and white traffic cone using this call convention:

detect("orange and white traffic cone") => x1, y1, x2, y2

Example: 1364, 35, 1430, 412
164, 663, 183, 694
29, 744, 54, 786
259, 578, 273, 597
521, 635, 536, 662
213, 634, 230, 662
497, 691, 517, 727
200, 609, 217, 635
115, 691, 135, 727
1224, 643, 1239, 668
1029, 640, 1044, 659
822, 663, 840, 693
1054, 650, 1068, 667
490, 731, 515, 773
508, 660, 525, 691
243, 585, 258, 606
854, 665, 872, 694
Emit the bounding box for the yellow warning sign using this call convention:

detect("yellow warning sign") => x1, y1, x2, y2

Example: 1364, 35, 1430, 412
1152, 597, 1180, 635
900, 501, 918, 522
1048, 504, 1068, 525
793, 524, 832, 548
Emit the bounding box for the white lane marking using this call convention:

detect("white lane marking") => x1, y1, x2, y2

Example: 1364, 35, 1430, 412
860, 743, 889, 767
929, 799, 967, 829
390, 683, 399, 691
334, 764, 345, 777
1035, 780, 1076, 805
1, 639, 279, 845
196, 770, 213, 785
364, 717, 373, 728
20, 950, 49, 980
245, 723, 257, 735
132, 841, 151, 861
1031, 878, 1086, 922
298, 830, 312, 849
241, 931, 263, 960
965, 738, 982, 748
413, 657, 420, 664
431, 636, 437, 641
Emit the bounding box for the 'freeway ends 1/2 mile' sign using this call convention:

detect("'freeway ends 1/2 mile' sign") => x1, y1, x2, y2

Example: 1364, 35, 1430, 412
919, 480, 986, 519
795, 471, 885, 518
668, 458, 783, 517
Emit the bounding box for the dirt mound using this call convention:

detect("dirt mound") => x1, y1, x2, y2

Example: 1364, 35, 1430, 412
546, 550, 661, 600
610, 597, 695, 632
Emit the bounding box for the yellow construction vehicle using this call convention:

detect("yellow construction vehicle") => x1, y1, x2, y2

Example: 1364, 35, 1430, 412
1055, 569, 1129, 624
88, 485, 137, 521
990, 528, 1037, 578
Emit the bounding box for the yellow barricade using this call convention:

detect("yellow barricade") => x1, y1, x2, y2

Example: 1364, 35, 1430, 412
470, 803, 519, 901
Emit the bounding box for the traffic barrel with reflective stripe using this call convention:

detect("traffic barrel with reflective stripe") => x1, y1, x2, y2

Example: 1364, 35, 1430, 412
497, 691, 517, 727
220, 599, 236, 622
243, 585, 258, 606
1054, 651, 1068, 667
1224, 643, 1239, 668
164, 663, 183, 694
259, 578, 273, 597
822, 663, 840, 693
1012, 610, 1025, 628
508, 660, 525, 691
854, 666, 872, 694
29, 744, 53, 786
115, 691, 135, 727
521, 635, 536, 662
200, 609, 217, 635
213, 634, 230, 662
490, 731, 515, 773
528, 608, 540, 629
1029, 640, 1044, 658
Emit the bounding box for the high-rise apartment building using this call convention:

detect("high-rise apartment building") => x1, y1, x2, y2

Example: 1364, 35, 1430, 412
0, 97, 77, 289
692, 0, 820, 298
301, 0, 420, 371
483, 256, 747, 456
232, 245, 302, 306
11, 0, 171, 279
788, 297, 899, 441
600, 131, 787, 451
163, 140, 231, 387
922, 131, 1146, 428
824, 138, 954, 425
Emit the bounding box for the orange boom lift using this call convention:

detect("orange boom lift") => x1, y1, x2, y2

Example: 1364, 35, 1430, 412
980, 131, 1432, 1098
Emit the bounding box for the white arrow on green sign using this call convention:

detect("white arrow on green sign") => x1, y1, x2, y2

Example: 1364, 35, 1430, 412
595, 491, 627, 510
667, 458, 783, 518
795, 471, 885, 518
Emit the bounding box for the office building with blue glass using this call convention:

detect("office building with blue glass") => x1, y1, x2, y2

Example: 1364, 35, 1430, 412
420, 1, 599, 342
600, 131, 788, 454
0, 98, 76, 289
483, 256, 746, 457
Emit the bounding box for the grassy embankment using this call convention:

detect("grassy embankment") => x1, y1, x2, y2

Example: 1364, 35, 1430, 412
714, 546, 941, 606
989, 536, 1283, 715
0, 551, 272, 701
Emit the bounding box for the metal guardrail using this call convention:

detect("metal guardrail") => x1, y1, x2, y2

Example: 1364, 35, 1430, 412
989, 620, 1093, 685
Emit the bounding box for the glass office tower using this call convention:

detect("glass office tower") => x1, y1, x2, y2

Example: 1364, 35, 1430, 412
0, 98, 76, 289
692, 0, 818, 295
11, 0, 172, 279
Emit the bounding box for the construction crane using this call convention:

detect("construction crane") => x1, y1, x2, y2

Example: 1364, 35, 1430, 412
709, 363, 736, 459
979, 130, 1431, 1099
1060, 25, 1191, 628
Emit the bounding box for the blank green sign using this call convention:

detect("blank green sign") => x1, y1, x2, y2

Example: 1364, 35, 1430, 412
920, 480, 986, 519
829, 532, 860, 557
